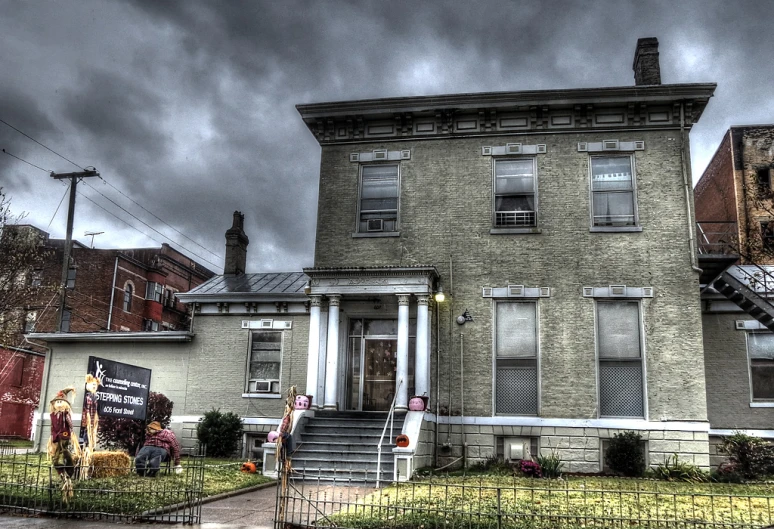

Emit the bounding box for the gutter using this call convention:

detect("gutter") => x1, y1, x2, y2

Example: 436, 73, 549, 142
106, 256, 119, 330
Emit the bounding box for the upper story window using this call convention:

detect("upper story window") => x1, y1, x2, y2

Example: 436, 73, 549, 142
145, 281, 163, 302
757, 167, 772, 196
31, 269, 43, 287
246, 331, 282, 394
494, 301, 538, 416
590, 155, 638, 228
747, 333, 774, 401
357, 164, 399, 234
164, 288, 176, 308
494, 159, 537, 228
123, 283, 133, 312
24, 311, 37, 333
596, 300, 645, 418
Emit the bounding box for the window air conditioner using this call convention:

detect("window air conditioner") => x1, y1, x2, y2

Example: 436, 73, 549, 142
367, 219, 384, 232
252, 380, 272, 393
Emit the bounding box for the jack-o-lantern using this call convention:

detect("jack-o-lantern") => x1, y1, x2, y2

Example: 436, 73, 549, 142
294, 395, 311, 410
241, 461, 257, 473
396, 434, 410, 447
409, 396, 426, 411
267, 431, 279, 443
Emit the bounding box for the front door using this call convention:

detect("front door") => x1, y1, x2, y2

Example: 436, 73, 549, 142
346, 336, 398, 412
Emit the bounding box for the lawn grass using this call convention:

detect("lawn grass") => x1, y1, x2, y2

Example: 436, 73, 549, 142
0, 439, 34, 449
330, 475, 774, 529
0, 453, 273, 517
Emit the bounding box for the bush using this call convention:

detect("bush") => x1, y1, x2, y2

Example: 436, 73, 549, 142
469, 456, 514, 475
711, 462, 745, 483
651, 454, 710, 483
605, 431, 645, 477
197, 409, 243, 458
98, 392, 174, 454
520, 459, 542, 478
718, 432, 774, 480
536, 451, 564, 479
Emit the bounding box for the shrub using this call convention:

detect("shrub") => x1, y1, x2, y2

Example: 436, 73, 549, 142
711, 462, 745, 483
536, 451, 564, 479
605, 431, 645, 477
98, 392, 174, 454
469, 456, 514, 475
520, 459, 542, 478
652, 454, 710, 483
718, 432, 774, 480
197, 409, 243, 458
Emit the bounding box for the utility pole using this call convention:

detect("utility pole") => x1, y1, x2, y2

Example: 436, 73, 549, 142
50, 169, 100, 332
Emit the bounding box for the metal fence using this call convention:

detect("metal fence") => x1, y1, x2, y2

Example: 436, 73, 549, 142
697, 221, 739, 255
275, 467, 774, 529
0, 450, 205, 523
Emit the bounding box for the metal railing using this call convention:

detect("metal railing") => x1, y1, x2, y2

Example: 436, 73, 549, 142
0, 450, 205, 523
376, 377, 402, 488
275, 468, 774, 529
697, 221, 739, 255
495, 211, 536, 227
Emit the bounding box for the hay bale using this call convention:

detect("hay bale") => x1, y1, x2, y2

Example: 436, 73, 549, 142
90, 451, 131, 478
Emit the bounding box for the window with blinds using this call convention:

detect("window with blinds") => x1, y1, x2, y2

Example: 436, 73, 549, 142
494, 159, 537, 227
495, 302, 538, 415
358, 164, 399, 233
591, 156, 637, 227
247, 331, 282, 394
747, 333, 774, 401
597, 301, 644, 417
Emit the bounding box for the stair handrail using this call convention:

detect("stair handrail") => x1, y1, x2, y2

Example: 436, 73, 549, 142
733, 265, 774, 298
376, 377, 402, 488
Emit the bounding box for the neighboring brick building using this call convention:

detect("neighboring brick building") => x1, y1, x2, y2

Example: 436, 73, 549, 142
694, 125, 774, 464
0, 225, 214, 439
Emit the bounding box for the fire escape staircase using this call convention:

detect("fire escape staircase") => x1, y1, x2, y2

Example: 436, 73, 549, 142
712, 272, 774, 331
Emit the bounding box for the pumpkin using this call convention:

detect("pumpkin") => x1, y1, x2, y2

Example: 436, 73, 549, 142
294, 395, 310, 410
267, 431, 279, 443
409, 396, 426, 411
241, 461, 257, 473
396, 434, 410, 447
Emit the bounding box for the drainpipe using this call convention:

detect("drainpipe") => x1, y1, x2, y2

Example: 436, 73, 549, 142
106, 256, 119, 331
33, 340, 53, 451
460, 333, 467, 468
680, 102, 703, 274
446, 256, 454, 446
434, 300, 441, 467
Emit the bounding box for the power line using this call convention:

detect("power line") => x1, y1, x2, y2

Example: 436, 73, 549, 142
76, 189, 223, 272
0, 118, 85, 171
94, 177, 223, 261
1, 148, 52, 173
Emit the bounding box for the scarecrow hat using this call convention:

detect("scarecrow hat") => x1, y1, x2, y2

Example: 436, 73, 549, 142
146, 421, 162, 432
50, 385, 76, 405
85, 373, 101, 386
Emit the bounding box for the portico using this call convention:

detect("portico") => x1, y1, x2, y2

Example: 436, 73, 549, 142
303, 266, 438, 412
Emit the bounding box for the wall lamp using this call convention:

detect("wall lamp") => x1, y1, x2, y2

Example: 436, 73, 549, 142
456, 309, 473, 325
434, 285, 446, 303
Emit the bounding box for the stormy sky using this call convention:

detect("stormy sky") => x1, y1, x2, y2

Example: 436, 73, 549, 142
1, 0, 772, 274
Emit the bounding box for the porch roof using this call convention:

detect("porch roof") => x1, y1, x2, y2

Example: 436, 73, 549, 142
177, 271, 309, 303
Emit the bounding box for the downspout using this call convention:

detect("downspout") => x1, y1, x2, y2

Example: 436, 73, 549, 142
33, 340, 53, 450
446, 256, 454, 445
434, 300, 440, 467
106, 256, 119, 330
460, 333, 466, 468
680, 102, 703, 274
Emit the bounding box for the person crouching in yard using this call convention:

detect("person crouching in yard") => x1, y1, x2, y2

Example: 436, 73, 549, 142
135, 421, 182, 477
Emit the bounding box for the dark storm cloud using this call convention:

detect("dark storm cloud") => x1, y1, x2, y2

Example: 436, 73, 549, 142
2, 0, 774, 273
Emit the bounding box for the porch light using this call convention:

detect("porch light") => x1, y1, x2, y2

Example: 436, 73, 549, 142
434, 286, 445, 303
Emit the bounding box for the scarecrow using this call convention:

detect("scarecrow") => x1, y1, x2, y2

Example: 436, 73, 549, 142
47, 386, 82, 500
79, 374, 101, 476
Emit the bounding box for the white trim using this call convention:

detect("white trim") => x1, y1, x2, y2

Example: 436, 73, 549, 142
422, 412, 709, 431
242, 393, 282, 399
709, 428, 774, 438
750, 402, 774, 407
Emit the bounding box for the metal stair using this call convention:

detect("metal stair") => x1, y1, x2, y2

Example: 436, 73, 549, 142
291, 411, 405, 485
713, 271, 774, 331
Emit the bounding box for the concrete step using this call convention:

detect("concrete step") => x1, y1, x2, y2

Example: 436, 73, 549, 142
294, 444, 395, 455
293, 451, 396, 465
301, 432, 387, 444
289, 467, 393, 484
303, 423, 398, 433
304, 418, 404, 429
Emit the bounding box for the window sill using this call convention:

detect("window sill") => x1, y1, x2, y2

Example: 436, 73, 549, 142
590, 226, 643, 233
351, 231, 400, 238
750, 402, 774, 408
242, 393, 282, 399
490, 227, 542, 235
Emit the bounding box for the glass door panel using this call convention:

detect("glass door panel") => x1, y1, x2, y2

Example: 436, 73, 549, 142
363, 338, 397, 411
345, 337, 362, 410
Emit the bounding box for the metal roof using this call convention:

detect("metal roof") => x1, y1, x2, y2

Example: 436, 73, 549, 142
177, 272, 309, 301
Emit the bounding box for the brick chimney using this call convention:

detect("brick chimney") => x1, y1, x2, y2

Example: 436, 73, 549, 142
224, 211, 249, 275
633, 37, 661, 85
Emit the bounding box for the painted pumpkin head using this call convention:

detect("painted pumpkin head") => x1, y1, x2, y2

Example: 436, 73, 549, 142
267, 431, 279, 443
294, 395, 310, 410
396, 434, 410, 447
241, 461, 257, 473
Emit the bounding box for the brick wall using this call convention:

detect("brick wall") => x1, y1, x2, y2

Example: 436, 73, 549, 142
694, 131, 736, 223
314, 130, 707, 424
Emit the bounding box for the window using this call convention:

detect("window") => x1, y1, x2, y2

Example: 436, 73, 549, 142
143, 319, 160, 332
145, 281, 163, 302
164, 288, 176, 308
358, 164, 399, 233
761, 221, 774, 250
495, 302, 538, 415
31, 269, 43, 287
247, 331, 282, 394
747, 333, 774, 401
123, 283, 133, 312
494, 159, 537, 227
590, 156, 637, 227
596, 301, 644, 417
23, 311, 37, 333
61, 309, 71, 332
757, 168, 771, 195
66, 268, 76, 289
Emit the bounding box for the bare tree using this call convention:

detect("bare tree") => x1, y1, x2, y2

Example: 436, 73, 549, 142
0, 188, 51, 347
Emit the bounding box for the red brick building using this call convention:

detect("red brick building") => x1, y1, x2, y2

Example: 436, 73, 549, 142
0, 225, 215, 438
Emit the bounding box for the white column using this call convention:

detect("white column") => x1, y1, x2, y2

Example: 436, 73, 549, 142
316, 305, 328, 407
396, 294, 410, 411
305, 295, 322, 406
323, 295, 341, 410
414, 294, 430, 399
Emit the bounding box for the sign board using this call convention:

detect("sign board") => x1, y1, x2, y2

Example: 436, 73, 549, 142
86, 356, 152, 420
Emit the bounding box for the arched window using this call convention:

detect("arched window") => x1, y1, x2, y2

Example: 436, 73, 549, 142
123, 283, 133, 312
